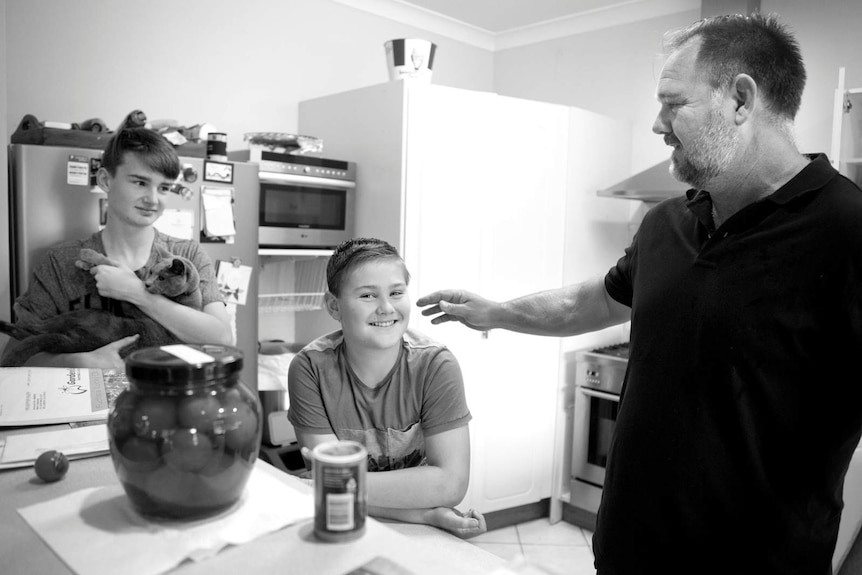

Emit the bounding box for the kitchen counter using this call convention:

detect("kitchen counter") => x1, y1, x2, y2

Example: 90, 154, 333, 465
0, 450, 504, 575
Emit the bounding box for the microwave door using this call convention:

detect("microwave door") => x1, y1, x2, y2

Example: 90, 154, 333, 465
258, 174, 355, 249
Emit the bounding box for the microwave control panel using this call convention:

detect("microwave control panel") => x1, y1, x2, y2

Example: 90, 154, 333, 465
258, 151, 355, 182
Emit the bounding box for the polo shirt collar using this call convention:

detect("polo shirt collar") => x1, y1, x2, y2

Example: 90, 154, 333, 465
683, 153, 837, 231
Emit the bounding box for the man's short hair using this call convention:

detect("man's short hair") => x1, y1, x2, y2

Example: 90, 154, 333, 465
101, 127, 181, 179
663, 12, 806, 120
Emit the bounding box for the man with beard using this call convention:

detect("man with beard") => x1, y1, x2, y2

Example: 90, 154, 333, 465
416, 12, 862, 575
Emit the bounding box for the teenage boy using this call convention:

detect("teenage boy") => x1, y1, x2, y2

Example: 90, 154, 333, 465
288, 237, 486, 538
2, 128, 231, 368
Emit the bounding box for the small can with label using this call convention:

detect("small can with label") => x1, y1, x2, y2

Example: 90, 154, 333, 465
309, 440, 367, 542
206, 132, 228, 161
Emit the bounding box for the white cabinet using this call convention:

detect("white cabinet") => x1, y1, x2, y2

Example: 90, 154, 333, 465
830, 67, 862, 186
299, 81, 620, 514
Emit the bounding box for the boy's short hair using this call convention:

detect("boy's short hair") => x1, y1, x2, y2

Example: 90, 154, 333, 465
327, 237, 411, 296
101, 127, 181, 179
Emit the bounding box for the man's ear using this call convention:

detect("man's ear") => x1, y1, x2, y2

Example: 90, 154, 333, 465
96, 167, 112, 194
324, 292, 340, 321
731, 73, 757, 125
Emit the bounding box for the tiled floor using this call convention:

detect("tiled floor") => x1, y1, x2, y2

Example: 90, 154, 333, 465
469, 518, 596, 575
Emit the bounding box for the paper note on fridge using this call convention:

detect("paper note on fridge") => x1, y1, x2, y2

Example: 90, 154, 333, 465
201, 187, 236, 238
0, 368, 127, 426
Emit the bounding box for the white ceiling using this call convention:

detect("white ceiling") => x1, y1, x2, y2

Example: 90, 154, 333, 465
397, 0, 652, 33
333, 0, 701, 50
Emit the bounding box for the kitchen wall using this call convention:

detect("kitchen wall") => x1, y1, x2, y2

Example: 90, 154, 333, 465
2, 0, 493, 152
0, 0, 494, 355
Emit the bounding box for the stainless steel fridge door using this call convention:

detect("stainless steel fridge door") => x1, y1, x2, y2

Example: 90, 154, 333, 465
8, 144, 104, 305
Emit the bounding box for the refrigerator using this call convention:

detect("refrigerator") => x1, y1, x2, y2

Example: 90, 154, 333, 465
4, 143, 259, 390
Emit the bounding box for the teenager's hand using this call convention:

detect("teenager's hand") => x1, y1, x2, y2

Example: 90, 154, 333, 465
84, 335, 140, 368
89, 265, 148, 304
416, 289, 498, 331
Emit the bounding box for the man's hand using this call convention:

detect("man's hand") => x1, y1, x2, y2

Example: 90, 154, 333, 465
415, 289, 498, 331
83, 335, 140, 368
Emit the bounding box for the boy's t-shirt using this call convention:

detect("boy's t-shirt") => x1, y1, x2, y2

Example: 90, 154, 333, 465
11, 230, 221, 324
287, 328, 471, 471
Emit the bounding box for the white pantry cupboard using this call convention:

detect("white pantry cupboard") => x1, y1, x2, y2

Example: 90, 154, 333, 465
299, 81, 622, 514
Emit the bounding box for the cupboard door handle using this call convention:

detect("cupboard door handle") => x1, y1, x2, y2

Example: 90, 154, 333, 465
481, 331, 489, 340
578, 388, 621, 403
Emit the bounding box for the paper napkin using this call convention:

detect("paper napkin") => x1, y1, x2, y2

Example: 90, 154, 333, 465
18, 460, 313, 575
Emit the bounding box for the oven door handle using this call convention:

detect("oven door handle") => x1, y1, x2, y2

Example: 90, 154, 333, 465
258, 171, 356, 189
579, 387, 621, 403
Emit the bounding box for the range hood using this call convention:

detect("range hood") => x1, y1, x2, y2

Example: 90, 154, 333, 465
597, 159, 691, 203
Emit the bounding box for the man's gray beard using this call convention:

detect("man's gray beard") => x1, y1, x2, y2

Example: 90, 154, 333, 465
670, 107, 739, 190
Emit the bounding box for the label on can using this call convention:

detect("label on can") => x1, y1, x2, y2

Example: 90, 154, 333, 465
312, 440, 367, 542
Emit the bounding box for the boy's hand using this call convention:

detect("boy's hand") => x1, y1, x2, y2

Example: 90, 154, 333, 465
84, 335, 140, 368
89, 265, 148, 304
426, 507, 488, 538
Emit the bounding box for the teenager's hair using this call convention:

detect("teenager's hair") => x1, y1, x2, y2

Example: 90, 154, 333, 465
101, 127, 181, 179
326, 237, 410, 296
663, 12, 806, 120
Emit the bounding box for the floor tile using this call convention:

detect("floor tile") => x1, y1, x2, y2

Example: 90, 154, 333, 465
521, 544, 596, 575
516, 518, 588, 546
581, 528, 594, 551
471, 524, 520, 544
472, 542, 524, 562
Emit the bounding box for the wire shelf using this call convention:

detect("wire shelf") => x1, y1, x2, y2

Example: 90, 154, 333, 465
258, 254, 328, 312
259, 292, 326, 313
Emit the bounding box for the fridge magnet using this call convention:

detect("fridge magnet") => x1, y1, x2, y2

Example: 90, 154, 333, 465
203, 160, 233, 184
89, 157, 102, 187
152, 208, 195, 240
201, 186, 236, 243
66, 155, 90, 186
215, 259, 252, 305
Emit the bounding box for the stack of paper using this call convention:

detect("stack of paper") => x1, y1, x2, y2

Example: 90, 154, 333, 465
0, 367, 127, 469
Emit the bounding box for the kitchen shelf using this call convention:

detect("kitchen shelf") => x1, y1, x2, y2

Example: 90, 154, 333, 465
258, 251, 329, 312
259, 248, 333, 257
259, 292, 326, 313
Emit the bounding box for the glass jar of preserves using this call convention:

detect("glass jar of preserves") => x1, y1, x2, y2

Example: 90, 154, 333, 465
108, 344, 262, 520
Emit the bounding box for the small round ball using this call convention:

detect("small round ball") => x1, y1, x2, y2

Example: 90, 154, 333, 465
34, 450, 70, 482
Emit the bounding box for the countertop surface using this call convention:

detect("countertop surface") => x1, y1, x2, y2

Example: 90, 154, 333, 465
0, 448, 505, 575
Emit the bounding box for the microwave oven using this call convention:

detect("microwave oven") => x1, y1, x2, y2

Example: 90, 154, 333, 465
254, 152, 357, 249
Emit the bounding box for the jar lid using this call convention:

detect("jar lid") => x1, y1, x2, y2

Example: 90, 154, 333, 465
125, 344, 243, 385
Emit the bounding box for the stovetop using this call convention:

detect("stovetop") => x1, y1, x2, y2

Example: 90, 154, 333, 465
590, 342, 629, 360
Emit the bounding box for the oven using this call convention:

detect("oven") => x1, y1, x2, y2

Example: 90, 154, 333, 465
255, 152, 356, 249
570, 342, 628, 515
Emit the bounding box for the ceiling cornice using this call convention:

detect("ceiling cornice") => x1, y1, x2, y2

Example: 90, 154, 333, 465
331, 0, 700, 51
332, 0, 496, 50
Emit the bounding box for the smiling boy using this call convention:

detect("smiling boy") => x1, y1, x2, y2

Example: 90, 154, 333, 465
287, 237, 486, 537
1, 128, 231, 368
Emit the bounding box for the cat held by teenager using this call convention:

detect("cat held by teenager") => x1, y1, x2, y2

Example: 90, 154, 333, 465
0, 248, 202, 366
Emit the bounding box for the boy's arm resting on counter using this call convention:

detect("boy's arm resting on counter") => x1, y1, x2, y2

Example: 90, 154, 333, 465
367, 425, 471, 509
295, 425, 471, 509
364, 426, 485, 538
